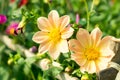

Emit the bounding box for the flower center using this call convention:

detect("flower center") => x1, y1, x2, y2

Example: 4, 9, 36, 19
10, 28, 15, 35
49, 28, 61, 43
84, 48, 100, 61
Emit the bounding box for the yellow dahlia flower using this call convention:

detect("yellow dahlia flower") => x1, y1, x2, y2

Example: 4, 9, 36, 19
32, 10, 74, 60
69, 27, 115, 73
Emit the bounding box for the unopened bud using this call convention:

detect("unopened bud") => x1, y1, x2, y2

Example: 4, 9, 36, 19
52, 62, 62, 69
29, 46, 37, 53
8, 58, 13, 65
81, 74, 89, 80
65, 66, 72, 72
93, 0, 100, 6
76, 13, 80, 24
17, 16, 26, 31
39, 58, 51, 70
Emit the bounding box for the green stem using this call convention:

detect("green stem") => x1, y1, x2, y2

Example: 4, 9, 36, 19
90, 0, 95, 12
83, 0, 90, 30
26, 63, 36, 80
83, 0, 95, 30
1, 0, 4, 13
30, 70, 36, 80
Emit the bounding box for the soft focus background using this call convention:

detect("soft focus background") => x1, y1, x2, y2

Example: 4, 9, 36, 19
0, 0, 120, 80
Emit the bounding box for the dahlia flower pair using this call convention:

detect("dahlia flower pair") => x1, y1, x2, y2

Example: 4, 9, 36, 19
32, 10, 115, 73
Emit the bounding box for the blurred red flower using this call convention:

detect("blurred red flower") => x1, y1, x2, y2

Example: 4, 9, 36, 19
18, 0, 28, 7
10, 0, 15, 3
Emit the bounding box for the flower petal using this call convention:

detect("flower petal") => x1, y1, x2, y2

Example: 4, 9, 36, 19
61, 27, 74, 39
100, 48, 115, 60
37, 17, 52, 32
59, 40, 69, 53
95, 58, 109, 71
91, 27, 102, 46
87, 61, 96, 73
76, 28, 91, 48
59, 15, 70, 31
38, 41, 51, 53
71, 53, 87, 66
80, 67, 86, 73
97, 36, 112, 49
82, 61, 96, 73
69, 39, 83, 52
49, 43, 60, 60
48, 10, 59, 27
32, 31, 49, 43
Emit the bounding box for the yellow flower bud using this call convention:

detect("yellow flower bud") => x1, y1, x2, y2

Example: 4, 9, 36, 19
65, 66, 72, 72
81, 74, 89, 80
17, 16, 26, 30
8, 58, 13, 65
93, 0, 100, 6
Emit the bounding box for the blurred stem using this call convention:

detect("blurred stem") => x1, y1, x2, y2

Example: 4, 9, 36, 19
83, 0, 89, 30
83, 0, 95, 30
90, 0, 95, 12
30, 69, 36, 80
1, 0, 4, 13
66, 0, 73, 11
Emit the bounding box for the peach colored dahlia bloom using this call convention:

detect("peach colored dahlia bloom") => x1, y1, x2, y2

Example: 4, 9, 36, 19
69, 27, 115, 73
32, 10, 74, 60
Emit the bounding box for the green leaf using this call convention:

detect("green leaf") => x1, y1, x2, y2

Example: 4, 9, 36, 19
0, 65, 9, 80
43, 67, 63, 79
72, 68, 82, 77
25, 56, 37, 64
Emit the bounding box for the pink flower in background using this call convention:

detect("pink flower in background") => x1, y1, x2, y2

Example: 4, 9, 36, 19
6, 22, 19, 35
76, 13, 80, 24
32, 10, 74, 60
69, 27, 115, 73
0, 14, 7, 24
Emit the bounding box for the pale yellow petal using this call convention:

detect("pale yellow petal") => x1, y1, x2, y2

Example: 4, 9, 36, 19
91, 27, 102, 46
32, 31, 49, 43
69, 39, 83, 52
38, 41, 51, 53
59, 15, 70, 31
37, 17, 52, 31
87, 61, 96, 73
76, 28, 91, 48
59, 39, 69, 53
48, 10, 59, 27
61, 27, 74, 39
95, 55, 115, 71
71, 53, 87, 66
82, 61, 96, 73
95, 58, 108, 71
97, 36, 112, 49
49, 43, 60, 60
100, 48, 115, 58
80, 67, 86, 73
80, 61, 90, 73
